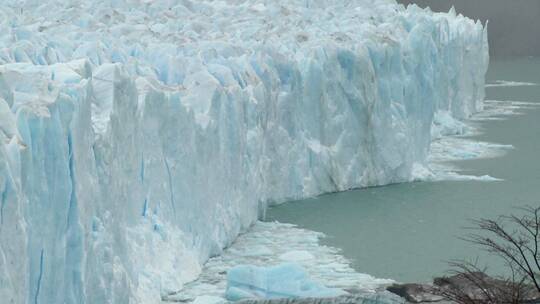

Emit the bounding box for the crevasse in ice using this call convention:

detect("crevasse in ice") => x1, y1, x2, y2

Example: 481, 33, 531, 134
0, 0, 488, 303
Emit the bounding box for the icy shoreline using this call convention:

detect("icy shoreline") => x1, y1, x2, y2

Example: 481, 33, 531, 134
164, 221, 395, 303
174, 94, 540, 303
0, 1, 488, 303
423, 98, 540, 182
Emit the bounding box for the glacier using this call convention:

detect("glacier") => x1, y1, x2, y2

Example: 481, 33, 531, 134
0, 0, 488, 303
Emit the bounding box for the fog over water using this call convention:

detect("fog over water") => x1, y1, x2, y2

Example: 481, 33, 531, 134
397, 0, 540, 57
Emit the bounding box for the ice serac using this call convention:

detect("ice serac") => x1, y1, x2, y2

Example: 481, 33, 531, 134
0, 0, 488, 303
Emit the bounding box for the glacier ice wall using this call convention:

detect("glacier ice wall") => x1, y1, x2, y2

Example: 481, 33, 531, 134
0, 0, 488, 303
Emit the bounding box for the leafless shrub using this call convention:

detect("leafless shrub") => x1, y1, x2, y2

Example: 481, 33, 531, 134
436, 206, 540, 304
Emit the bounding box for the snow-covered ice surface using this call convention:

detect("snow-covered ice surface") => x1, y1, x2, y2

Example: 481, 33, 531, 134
0, 0, 489, 303
164, 222, 393, 303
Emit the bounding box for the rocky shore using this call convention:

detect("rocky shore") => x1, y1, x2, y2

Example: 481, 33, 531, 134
386, 272, 540, 304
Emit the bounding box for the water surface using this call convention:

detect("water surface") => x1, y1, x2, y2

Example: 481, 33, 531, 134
266, 57, 540, 283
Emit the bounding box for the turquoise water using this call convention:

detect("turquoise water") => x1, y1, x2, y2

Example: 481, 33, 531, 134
266, 58, 540, 283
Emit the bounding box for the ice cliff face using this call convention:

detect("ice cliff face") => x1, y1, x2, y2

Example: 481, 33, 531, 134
0, 0, 488, 303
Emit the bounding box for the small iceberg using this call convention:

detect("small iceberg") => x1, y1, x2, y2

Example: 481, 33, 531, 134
225, 263, 346, 301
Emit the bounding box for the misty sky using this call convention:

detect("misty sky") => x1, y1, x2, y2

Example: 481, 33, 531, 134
397, 0, 540, 57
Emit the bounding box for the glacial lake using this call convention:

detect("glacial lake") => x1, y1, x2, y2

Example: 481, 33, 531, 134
266, 57, 540, 283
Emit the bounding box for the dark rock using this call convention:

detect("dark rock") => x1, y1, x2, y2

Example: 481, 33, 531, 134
434, 272, 488, 288
386, 283, 443, 303
434, 272, 540, 303
433, 272, 491, 300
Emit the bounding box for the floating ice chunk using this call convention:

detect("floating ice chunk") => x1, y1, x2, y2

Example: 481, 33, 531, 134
225, 263, 346, 301
486, 80, 539, 88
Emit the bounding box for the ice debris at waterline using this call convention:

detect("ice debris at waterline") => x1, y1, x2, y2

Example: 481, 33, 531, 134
226, 264, 345, 301
472, 100, 540, 121
164, 222, 392, 303
422, 98, 540, 182
0, 0, 488, 302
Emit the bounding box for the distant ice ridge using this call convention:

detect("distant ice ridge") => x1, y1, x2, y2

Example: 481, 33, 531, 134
0, 0, 488, 303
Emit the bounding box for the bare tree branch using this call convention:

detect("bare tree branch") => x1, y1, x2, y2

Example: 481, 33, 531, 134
437, 206, 540, 304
